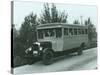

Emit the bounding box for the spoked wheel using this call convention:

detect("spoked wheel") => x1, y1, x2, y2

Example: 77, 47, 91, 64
42, 50, 54, 65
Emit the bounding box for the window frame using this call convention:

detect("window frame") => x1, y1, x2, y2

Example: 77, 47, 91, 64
64, 28, 68, 36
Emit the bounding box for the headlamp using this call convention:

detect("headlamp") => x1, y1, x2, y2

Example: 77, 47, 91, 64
29, 47, 32, 51
40, 47, 43, 51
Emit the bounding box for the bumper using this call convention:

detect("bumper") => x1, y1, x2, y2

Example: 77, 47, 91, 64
24, 50, 43, 59
24, 54, 34, 58
24, 53, 41, 59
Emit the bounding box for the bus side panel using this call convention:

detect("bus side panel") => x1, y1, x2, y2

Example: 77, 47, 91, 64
54, 38, 63, 52
63, 35, 88, 51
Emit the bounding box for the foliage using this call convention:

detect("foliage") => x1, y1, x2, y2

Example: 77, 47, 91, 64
13, 13, 38, 67
84, 17, 97, 41
39, 3, 68, 24
19, 13, 38, 50
73, 20, 80, 24
85, 17, 92, 25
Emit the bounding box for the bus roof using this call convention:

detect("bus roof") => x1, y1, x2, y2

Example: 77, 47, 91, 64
37, 23, 88, 29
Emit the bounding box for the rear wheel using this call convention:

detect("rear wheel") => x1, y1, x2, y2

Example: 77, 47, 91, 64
77, 47, 83, 55
77, 43, 85, 55
42, 50, 54, 65
27, 59, 34, 65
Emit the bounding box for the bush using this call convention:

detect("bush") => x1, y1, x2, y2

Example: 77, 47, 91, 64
13, 56, 27, 67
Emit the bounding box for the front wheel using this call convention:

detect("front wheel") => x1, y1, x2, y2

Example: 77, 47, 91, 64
42, 50, 54, 65
27, 59, 34, 65
77, 44, 85, 55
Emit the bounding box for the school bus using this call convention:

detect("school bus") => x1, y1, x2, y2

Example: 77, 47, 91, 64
25, 23, 88, 65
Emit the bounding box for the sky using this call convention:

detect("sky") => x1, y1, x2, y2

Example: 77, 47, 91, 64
13, 1, 97, 30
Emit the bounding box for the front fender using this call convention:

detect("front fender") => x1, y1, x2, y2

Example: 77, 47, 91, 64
42, 48, 48, 53
42, 48, 54, 54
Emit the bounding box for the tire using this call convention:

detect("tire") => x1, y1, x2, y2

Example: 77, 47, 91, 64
42, 50, 54, 65
77, 47, 83, 55
27, 59, 34, 65
77, 44, 85, 55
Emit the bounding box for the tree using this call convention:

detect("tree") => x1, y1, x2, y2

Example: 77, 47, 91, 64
39, 3, 51, 24
12, 14, 38, 66
85, 20, 88, 25
84, 17, 96, 41
39, 3, 68, 24
85, 17, 92, 26
73, 20, 80, 24
19, 13, 38, 52
51, 3, 58, 22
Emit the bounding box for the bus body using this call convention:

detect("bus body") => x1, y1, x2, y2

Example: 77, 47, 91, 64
37, 23, 88, 52
25, 23, 89, 65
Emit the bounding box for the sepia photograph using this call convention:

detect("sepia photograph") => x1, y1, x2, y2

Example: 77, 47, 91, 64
11, 1, 97, 74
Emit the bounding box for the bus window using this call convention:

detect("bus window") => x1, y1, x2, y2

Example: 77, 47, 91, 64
49, 29, 55, 37
78, 29, 81, 35
38, 30, 43, 39
82, 29, 84, 34
85, 29, 88, 34
55, 28, 62, 38
64, 28, 68, 35
74, 28, 77, 35
44, 29, 49, 37
69, 28, 73, 35
44, 29, 55, 37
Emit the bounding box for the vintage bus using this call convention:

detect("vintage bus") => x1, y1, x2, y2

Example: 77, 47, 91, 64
25, 23, 88, 65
